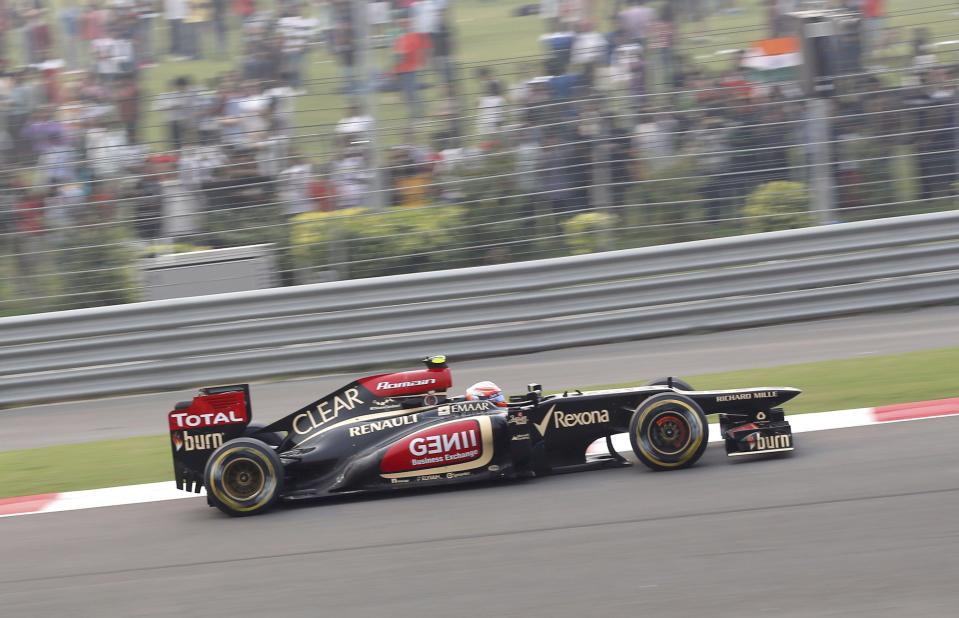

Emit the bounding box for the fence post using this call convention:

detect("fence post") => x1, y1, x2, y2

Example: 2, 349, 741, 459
352, 0, 384, 211
807, 97, 837, 224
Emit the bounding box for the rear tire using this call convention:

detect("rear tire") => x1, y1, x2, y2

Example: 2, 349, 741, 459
646, 377, 695, 391
204, 438, 284, 517
629, 393, 708, 471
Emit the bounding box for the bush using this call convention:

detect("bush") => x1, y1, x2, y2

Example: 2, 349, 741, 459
562, 211, 619, 255
626, 157, 706, 244
289, 208, 365, 282
289, 206, 467, 281
742, 181, 814, 233
205, 201, 287, 249
57, 227, 140, 310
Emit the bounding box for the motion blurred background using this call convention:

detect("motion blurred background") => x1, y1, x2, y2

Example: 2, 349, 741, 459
0, 0, 956, 313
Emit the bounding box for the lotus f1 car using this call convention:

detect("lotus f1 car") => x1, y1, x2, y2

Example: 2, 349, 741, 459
168, 356, 799, 516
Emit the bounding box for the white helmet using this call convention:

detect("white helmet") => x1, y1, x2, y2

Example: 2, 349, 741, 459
465, 381, 507, 407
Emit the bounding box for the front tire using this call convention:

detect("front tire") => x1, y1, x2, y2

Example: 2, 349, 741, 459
204, 438, 284, 517
629, 393, 708, 471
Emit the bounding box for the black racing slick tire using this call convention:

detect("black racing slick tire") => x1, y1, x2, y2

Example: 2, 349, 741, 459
646, 377, 695, 391
204, 438, 284, 517
629, 393, 708, 472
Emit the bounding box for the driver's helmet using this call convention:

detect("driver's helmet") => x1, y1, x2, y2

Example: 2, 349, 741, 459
465, 381, 507, 407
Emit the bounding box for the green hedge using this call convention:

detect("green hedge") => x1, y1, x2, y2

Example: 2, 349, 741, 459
742, 181, 814, 233
562, 211, 619, 255
56, 227, 141, 310
290, 206, 469, 281
625, 157, 707, 245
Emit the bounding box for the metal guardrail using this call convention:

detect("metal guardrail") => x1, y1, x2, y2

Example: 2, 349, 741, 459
1, 210, 958, 408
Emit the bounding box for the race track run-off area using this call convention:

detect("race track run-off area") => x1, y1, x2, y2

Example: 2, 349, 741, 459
1, 400, 958, 617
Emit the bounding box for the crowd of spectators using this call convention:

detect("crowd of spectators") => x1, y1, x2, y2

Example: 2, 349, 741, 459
0, 0, 955, 300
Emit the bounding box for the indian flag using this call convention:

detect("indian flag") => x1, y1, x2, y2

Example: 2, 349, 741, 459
741, 37, 802, 72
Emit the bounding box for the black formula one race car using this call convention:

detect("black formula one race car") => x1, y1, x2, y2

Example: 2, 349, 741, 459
168, 356, 799, 516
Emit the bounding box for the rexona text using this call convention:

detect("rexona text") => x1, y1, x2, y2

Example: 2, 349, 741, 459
554, 409, 609, 428
536, 405, 610, 435
292, 388, 364, 435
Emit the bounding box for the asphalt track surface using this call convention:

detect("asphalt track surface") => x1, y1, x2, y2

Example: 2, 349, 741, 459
2, 415, 958, 617
4, 305, 959, 451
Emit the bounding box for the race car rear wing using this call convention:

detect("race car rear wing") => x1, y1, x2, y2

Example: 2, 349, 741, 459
168, 385, 252, 492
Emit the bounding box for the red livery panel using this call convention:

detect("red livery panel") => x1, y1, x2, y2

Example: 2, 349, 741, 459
168, 391, 249, 430
359, 367, 452, 398
380, 419, 483, 474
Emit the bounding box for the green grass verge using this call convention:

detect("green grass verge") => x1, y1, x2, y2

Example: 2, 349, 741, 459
590, 346, 959, 415
0, 435, 171, 499
2, 346, 957, 499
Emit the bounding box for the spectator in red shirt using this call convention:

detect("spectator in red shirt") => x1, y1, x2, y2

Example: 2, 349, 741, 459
15, 189, 45, 235
81, 1, 109, 49
393, 18, 431, 120
309, 165, 338, 212
13, 187, 47, 300
114, 74, 141, 141
862, 0, 885, 59
85, 181, 116, 224
232, 0, 255, 18
26, 8, 52, 64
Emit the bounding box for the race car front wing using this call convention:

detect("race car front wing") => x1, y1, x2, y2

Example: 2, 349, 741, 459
720, 407, 794, 457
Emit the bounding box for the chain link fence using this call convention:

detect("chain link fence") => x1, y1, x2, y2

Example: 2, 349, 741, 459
0, 0, 956, 314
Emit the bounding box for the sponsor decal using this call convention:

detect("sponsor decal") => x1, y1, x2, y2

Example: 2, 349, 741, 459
533, 405, 610, 436
488, 465, 501, 472
446, 471, 471, 479
507, 412, 528, 425
370, 398, 401, 411
380, 418, 486, 474
390, 478, 410, 484
292, 389, 364, 435
348, 414, 419, 437
376, 378, 437, 391
169, 409, 247, 430
716, 391, 779, 403
423, 394, 439, 406
409, 429, 478, 461
511, 433, 530, 441
747, 432, 792, 451
172, 431, 225, 451
437, 401, 494, 416
450, 401, 494, 414
416, 474, 442, 481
